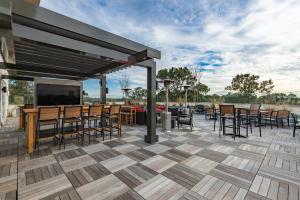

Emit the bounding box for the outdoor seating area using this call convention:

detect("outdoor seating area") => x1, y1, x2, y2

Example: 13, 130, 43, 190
0, 1, 300, 200
1, 113, 300, 200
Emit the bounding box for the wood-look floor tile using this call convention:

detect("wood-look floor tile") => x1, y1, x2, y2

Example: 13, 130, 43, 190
100, 155, 137, 173
114, 163, 158, 189
162, 164, 204, 189
134, 174, 187, 200
176, 144, 203, 154
126, 149, 156, 162
76, 174, 129, 200
19, 174, 72, 200
60, 155, 97, 173
141, 155, 177, 173
81, 143, 109, 154
162, 149, 192, 162
182, 155, 218, 174
90, 149, 121, 162
113, 144, 140, 154
144, 144, 172, 154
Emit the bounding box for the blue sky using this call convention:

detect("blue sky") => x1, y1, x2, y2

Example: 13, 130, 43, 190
41, 0, 300, 97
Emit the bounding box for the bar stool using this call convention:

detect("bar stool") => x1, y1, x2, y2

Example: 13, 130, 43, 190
36, 106, 60, 154
83, 105, 104, 144
104, 105, 121, 140
219, 105, 237, 139
121, 106, 136, 125
61, 106, 84, 148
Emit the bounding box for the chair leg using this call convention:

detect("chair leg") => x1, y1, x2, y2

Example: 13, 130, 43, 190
293, 126, 296, 137
110, 119, 112, 139
37, 123, 40, 155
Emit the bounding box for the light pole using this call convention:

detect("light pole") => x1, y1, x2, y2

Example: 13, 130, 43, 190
122, 88, 131, 105
183, 84, 191, 107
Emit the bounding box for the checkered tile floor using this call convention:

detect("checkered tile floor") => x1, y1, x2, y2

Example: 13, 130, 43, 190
1, 115, 300, 200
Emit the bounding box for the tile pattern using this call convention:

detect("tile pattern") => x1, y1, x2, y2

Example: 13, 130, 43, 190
1, 115, 300, 199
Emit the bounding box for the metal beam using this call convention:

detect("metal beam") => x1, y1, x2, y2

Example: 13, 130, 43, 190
144, 61, 158, 143
0, 74, 33, 81
12, 0, 161, 59
12, 24, 129, 62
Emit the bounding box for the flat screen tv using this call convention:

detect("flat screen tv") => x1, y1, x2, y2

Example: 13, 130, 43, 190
37, 84, 81, 106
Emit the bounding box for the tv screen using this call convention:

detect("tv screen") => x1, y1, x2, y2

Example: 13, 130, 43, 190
37, 84, 81, 106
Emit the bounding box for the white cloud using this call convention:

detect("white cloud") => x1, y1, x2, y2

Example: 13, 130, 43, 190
41, 0, 300, 97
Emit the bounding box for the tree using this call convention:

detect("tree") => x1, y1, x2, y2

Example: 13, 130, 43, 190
9, 80, 33, 104
157, 67, 208, 101
190, 82, 210, 102
225, 73, 274, 102
130, 87, 147, 104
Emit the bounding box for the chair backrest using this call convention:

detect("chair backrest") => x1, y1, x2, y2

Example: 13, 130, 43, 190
219, 105, 235, 116
250, 104, 261, 111
250, 104, 261, 115
89, 105, 103, 117
110, 105, 121, 115
64, 106, 82, 118
24, 104, 34, 109
38, 107, 60, 121
271, 111, 278, 117
206, 107, 214, 114
277, 110, 290, 118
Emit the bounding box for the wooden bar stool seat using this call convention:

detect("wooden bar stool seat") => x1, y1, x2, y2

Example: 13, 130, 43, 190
36, 106, 61, 154
83, 105, 104, 144
61, 106, 84, 148
103, 105, 121, 140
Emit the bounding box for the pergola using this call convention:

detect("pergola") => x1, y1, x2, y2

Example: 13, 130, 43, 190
0, 0, 160, 143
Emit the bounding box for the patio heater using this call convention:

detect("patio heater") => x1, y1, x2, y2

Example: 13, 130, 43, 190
162, 79, 173, 132
183, 83, 191, 107
122, 88, 131, 105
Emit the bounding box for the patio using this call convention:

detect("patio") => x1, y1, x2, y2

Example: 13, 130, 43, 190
1, 114, 299, 200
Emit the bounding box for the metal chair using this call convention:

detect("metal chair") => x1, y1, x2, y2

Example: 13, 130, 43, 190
277, 110, 290, 128
177, 109, 193, 131
219, 105, 237, 139
61, 106, 84, 148
83, 105, 104, 144
237, 108, 251, 137
291, 113, 300, 137
36, 106, 60, 154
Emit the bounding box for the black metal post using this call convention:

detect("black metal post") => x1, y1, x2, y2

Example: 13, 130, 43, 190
144, 62, 158, 143
100, 75, 106, 104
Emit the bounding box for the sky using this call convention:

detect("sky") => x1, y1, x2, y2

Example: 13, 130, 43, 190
40, 0, 300, 98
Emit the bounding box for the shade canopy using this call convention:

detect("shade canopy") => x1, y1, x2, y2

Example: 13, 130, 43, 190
0, 0, 161, 80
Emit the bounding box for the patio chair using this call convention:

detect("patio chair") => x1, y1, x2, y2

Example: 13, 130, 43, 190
177, 110, 193, 131
61, 106, 84, 148
219, 105, 237, 139
269, 111, 278, 129
277, 110, 290, 128
249, 104, 261, 126
205, 106, 216, 120
291, 113, 300, 137
36, 106, 60, 154
261, 109, 273, 126
104, 105, 121, 140
121, 106, 136, 126
237, 108, 251, 137
83, 105, 104, 144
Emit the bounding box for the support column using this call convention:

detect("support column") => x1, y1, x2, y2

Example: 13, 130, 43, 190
99, 75, 107, 104
144, 62, 158, 143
